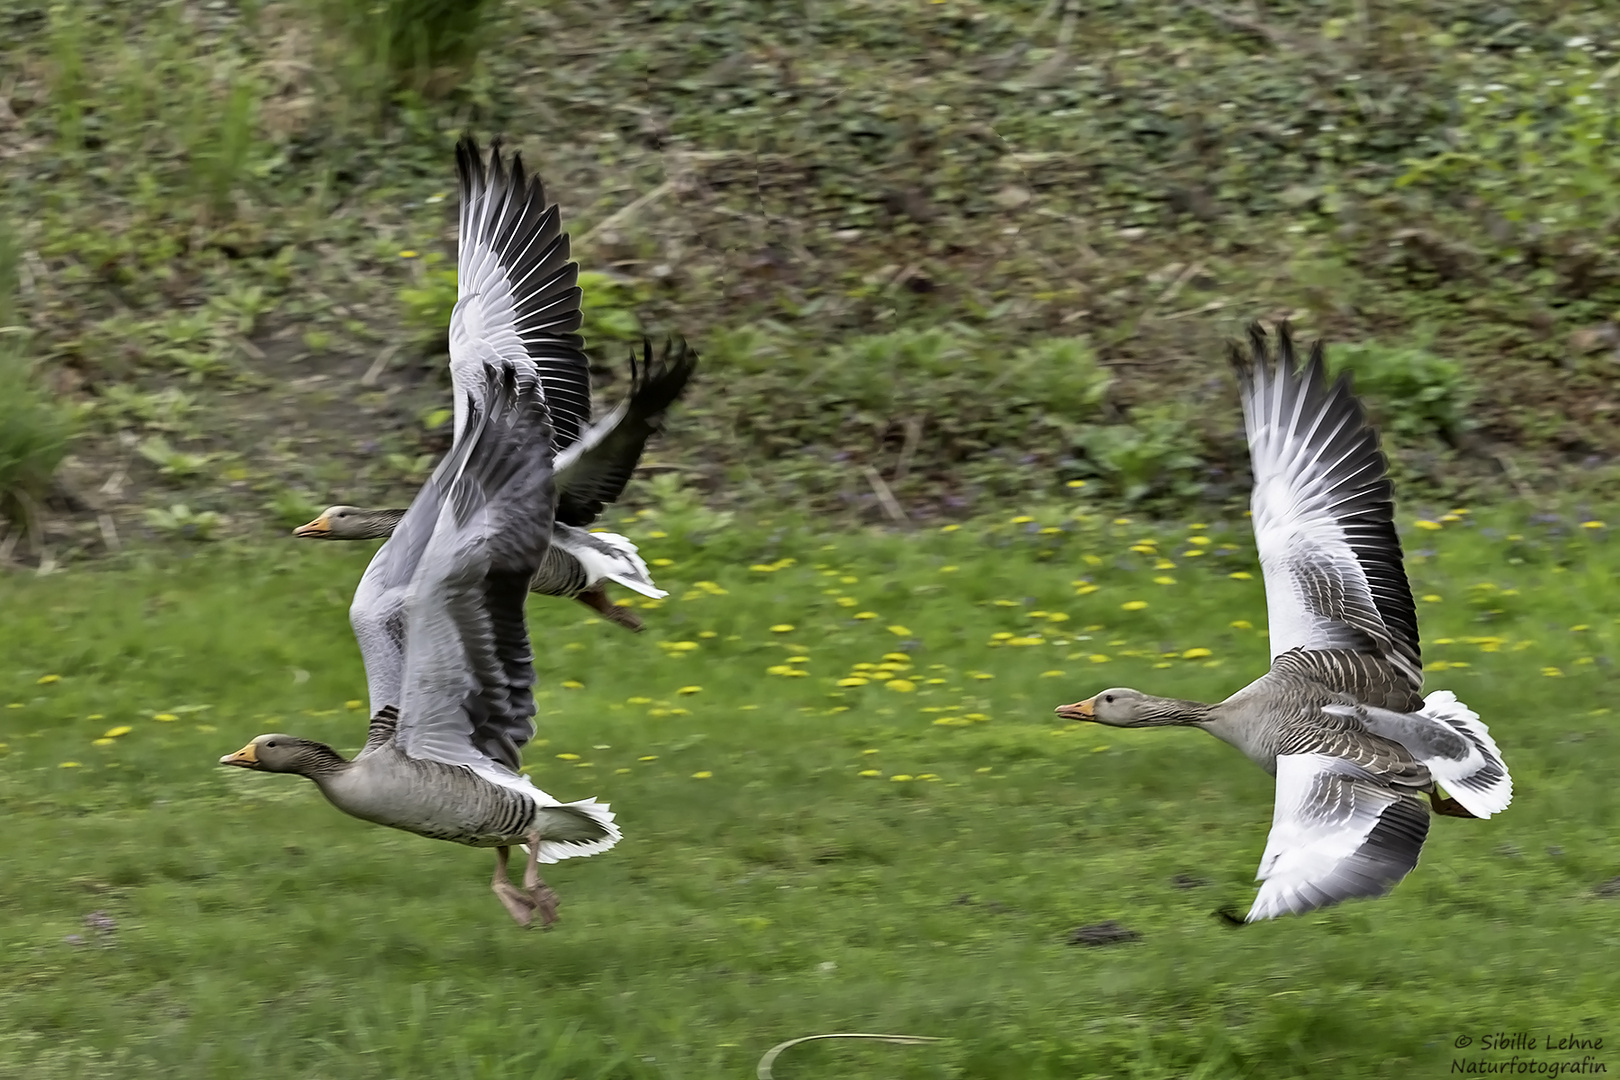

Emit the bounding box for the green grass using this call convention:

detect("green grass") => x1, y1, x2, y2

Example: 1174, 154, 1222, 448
3, 507, 1619, 1078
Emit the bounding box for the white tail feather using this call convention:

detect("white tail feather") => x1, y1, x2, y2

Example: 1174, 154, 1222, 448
571, 531, 667, 598
1419, 690, 1513, 818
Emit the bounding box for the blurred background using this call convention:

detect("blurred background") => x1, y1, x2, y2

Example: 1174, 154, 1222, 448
2, 0, 1618, 562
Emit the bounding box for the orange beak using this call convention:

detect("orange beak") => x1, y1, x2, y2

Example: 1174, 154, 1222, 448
219, 742, 259, 767
1055, 698, 1096, 721
292, 515, 330, 538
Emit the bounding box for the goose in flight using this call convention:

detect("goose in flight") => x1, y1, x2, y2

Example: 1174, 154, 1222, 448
222, 368, 618, 927
294, 135, 696, 631
1056, 323, 1511, 922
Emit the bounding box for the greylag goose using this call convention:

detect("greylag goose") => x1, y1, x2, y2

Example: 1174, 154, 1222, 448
294, 135, 697, 631
298, 339, 697, 632
1056, 323, 1511, 922
223, 369, 618, 927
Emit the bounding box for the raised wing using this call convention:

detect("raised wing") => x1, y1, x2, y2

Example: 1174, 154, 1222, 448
1248, 753, 1429, 921
554, 338, 698, 527
449, 135, 591, 452
393, 368, 556, 773
1231, 322, 1422, 692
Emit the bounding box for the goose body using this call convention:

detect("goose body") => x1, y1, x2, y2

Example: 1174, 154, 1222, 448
225, 356, 618, 926
1057, 323, 1511, 922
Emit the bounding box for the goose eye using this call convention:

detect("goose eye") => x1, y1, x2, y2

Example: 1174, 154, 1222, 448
267, 740, 279, 748
1104, 695, 1115, 704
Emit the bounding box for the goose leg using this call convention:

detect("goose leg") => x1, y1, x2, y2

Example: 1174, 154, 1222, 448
492, 845, 539, 927
1429, 789, 1479, 819
522, 833, 561, 928
574, 585, 645, 633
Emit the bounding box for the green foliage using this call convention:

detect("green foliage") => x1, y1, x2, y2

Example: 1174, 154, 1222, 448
1071, 405, 1205, 504
577, 271, 646, 344
137, 437, 214, 480
2, 513, 1618, 1077
1397, 47, 1620, 254
0, 231, 74, 532
309, 0, 495, 103
398, 252, 458, 340
1327, 341, 1473, 442
141, 503, 223, 541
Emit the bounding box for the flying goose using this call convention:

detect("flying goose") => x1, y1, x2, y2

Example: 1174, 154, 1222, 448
223, 369, 618, 927
294, 135, 697, 631
298, 339, 697, 632
1056, 323, 1511, 922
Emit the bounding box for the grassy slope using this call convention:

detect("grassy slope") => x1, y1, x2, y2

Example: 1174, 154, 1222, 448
2, 509, 1617, 1078
4, 0, 1620, 559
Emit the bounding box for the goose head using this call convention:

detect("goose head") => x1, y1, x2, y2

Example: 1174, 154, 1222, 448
293, 506, 403, 540
220, 734, 346, 775
1056, 688, 1205, 728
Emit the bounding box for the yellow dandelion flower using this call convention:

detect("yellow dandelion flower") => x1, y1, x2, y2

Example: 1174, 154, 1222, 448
647, 530, 669, 539
887, 679, 917, 692
1121, 600, 1148, 611
1581, 520, 1606, 529
639, 755, 658, 761
556, 753, 580, 761
1154, 576, 1176, 585
1010, 515, 1035, 524
940, 523, 961, 532
1040, 670, 1065, 678
155, 713, 178, 722
1089, 654, 1111, 663
346, 699, 363, 710
60, 761, 83, 768
561, 680, 584, 689
103, 726, 132, 738
1421, 594, 1442, 603
1066, 479, 1086, 488
92, 738, 115, 747
1008, 636, 1043, 646
1571, 625, 1590, 632
692, 771, 713, 779
918, 773, 941, 781
964, 713, 989, 722
854, 611, 878, 620
1415, 520, 1442, 531
1048, 612, 1070, 623
615, 768, 631, 775
37, 674, 60, 685
837, 677, 869, 688
1229, 572, 1254, 580
858, 769, 882, 777
890, 774, 914, 782
398, 249, 418, 258
627, 696, 652, 705
990, 631, 1015, 642
882, 653, 910, 663
676, 685, 702, 695
971, 672, 995, 680
1230, 620, 1252, 629
1182, 648, 1212, 660
925, 677, 946, 685
1188, 535, 1212, 546
887, 625, 912, 636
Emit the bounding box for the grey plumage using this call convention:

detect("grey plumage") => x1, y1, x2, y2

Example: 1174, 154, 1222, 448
1057, 322, 1511, 922
224, 367, 618, 926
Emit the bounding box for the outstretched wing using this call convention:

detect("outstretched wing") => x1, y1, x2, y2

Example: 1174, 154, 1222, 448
553, 338, 698, 527
1248, 753, 1430, 921
449, 135, 591, 452
392, 369, 556, 772
1231, 322, 1422, 693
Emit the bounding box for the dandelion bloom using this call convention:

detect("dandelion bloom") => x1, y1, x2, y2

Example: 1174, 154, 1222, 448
677, 685, 702, 695
890, 774, 914, 782
346, 699, 364, 710
770, 624, 795, 633
561, 680, 585, 689
1415, 520, 1442, 531
837, 677, 869, 688
1121, 600, 1148, 611
1229, 620, 1252, 629
37, 674, 60, 685
854, 612, 878, 620
692, 771, 713, 779
155, 713, 178, 722
60, 761, 83, 768
1229, 572, 1254, 580
556, 753, 580, 761
92, 738, 115, 747
887, 625, 911, 636
1182, 648, 1212, 660
887, 679, 917, 692
103, 726, 132, 738
858, 769, 882, 777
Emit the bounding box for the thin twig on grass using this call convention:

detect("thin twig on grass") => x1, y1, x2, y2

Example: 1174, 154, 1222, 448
756, 1033, 942, 1079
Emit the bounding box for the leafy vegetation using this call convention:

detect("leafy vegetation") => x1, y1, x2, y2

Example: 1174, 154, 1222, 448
3, 510, 1617, 1078
0, 226, 74, 537
1328, 340, 1474, 443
